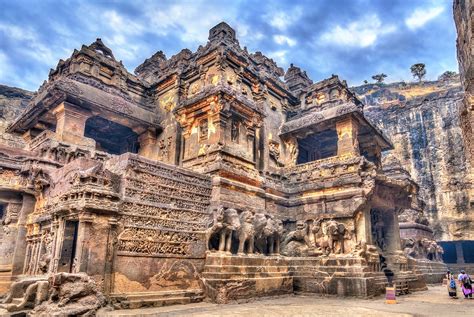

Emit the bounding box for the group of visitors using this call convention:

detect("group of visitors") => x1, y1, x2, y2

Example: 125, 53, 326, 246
446, 269, 473, 299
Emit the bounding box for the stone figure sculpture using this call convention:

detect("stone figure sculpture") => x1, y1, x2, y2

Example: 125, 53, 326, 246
205, 207, 225, 251
326, 220, 348, 254
262, 216, 284, 255
281, 220, 313, 256
236, 210, 255, 255
2, 279, 49, 312
309, 219, 331, 256
218, 208, 240, 253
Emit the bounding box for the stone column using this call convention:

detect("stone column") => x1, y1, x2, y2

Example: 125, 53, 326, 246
455, 241, 465, 264
74, 213, 94, 273
10, 194, 35, 276
336, 117, 360, 157
52, 102, 95, 148
138, 129, 159, 161
103, 218, 118, 295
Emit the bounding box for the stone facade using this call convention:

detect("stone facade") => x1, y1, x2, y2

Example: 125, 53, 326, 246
0, 23, 445, 314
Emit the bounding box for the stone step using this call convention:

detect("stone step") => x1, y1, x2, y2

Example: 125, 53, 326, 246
110, 289, 204, 310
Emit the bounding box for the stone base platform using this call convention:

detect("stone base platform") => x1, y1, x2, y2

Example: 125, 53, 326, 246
409, 259, 447, 284
202, 253, 293, 303
288, 256, 388, 297
109, 289, 205, 309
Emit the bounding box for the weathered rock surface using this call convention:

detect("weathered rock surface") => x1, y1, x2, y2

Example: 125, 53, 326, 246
0, 85, 32, 148
353, 79, 472, 240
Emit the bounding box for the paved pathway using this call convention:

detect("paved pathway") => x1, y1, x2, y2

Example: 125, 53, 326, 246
99, 285, 474, 317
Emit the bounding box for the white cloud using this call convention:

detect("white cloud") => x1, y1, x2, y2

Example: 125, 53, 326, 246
268, 50, 288, 65
405, 6, 444, 30
273, 35, 297, 47
320, 14, 396, 48
0, 23, 56, 65
265, 7, 303, 31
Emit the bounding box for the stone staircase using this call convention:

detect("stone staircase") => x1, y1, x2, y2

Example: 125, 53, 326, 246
109, 289, 205, 309
202, 253, 293, 303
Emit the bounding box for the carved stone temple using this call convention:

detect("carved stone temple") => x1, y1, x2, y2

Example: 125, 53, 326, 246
0, 22, 448, 314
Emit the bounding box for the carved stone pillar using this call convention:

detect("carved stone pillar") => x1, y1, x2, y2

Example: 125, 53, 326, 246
103, 218, 118, 295
49, 218, 60, 273
336, 117, 360, 157
138, 129, 159, 161
74, 213, 94, 273
11, 194, 35, 276
52, 102, 95, 148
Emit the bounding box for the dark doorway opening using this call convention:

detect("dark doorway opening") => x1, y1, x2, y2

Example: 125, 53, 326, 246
58, 220, 79, 273
297, 129, 338, 164
85, 116, 139, 155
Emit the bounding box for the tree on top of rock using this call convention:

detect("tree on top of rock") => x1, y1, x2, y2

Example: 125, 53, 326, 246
372, 73, 387, 84
438, 71, 458, 81
410, 63, 426, 82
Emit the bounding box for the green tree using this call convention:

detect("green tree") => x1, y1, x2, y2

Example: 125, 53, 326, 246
410, 63, 426, 82
438, 71, 458, 81
372, 73, 387, 84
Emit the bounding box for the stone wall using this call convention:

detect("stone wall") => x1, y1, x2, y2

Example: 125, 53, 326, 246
353, 80, 472, 240
0, 85, 32, 149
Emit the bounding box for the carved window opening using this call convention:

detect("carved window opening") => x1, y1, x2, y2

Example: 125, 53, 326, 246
58, 220, 79, 273
0, 204, 4, 222
296, 129, 338, 164
199, 118, 208, 142
85, 116, 139, 155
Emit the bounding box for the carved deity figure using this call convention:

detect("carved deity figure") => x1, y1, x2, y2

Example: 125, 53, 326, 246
218, 208, 240, 253
231, 118, 239, 143
236, 210, 255, 255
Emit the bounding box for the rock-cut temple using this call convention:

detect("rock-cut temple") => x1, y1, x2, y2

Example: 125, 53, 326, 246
0, 21, 455, 315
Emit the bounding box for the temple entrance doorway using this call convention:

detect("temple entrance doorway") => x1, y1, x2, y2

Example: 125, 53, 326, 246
296, 129, 338, 164
58, 220, 79, 273
84, 116, 139, 155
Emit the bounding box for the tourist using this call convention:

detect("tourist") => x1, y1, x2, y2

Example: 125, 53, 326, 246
458, 270, 473, 299
446, 271, 458, 298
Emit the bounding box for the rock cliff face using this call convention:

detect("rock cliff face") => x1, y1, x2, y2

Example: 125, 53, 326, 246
353, 79, 472, 240
0, 85, 32, 148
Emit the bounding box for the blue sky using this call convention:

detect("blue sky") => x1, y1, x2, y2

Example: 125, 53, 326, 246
0, 0, 458, 91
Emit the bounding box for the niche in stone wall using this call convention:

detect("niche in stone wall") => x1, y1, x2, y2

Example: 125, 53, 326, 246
85, 116, 139, 155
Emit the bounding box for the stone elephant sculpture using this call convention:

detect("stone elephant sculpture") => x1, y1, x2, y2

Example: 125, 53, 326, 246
266, 217, 284, 255
236, 210, 255, 255
326, 220, 347, 254
217, 208, 240, 253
